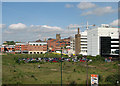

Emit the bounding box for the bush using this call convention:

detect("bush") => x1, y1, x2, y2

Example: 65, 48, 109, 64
77, 55, 83, 59
73, 68, 76, 72
50, 81, 52, 84
98, 74, 103, 83
69, 81, 77, 86
105, 74, 120, 85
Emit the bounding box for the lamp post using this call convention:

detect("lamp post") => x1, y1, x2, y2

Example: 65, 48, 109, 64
61, 47, 62, 86
86, 60, 88, 86
86, 57, 88, 86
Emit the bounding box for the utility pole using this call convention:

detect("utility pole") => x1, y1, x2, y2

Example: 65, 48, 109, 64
86, 60, 88, 86
61, 47, 62, 86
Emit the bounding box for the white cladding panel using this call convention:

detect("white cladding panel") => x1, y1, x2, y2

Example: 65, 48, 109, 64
98, 27, 119, 39
87, 28, 98, 56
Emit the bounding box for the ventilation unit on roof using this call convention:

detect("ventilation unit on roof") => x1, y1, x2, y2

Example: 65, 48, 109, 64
101, 24, 110, 28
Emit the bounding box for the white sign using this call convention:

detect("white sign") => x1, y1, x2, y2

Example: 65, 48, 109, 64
91, 74, 98, 86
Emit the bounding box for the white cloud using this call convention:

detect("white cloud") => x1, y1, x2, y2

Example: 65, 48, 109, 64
8, 23, 27, 30
81, 6, 115, 16
0, 24, 6, 29
4, 30, 13, 34
30, 25, 62, 32
42, 25, 62, 30
110, 19, 120, 26
77, 2, 96, 9
65, 4, 74, 8
3, 23, 77, 42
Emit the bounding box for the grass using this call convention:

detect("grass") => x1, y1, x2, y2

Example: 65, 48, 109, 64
2, 54, 119, 85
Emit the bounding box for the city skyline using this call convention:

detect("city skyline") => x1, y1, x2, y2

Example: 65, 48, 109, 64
1, 2, 119, 44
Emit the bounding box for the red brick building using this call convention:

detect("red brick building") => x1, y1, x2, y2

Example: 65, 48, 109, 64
28, 41, 47, 54
47, 34, 70, 51
15, 43, 28, 53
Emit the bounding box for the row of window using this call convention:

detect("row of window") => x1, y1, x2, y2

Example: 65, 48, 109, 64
30, 44, 47, 46
15, 47, 27, 48
30, 52, 43, 54
81, 50, 87, 52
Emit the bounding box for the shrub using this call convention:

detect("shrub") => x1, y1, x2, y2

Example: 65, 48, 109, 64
78, 71, 80, 73
31, 75, 35, 78
105, 74, 120, 85
69, 81, 77, 86
50, 81, 52, 84
77, 55, 83, 59
98, 74, 103, 82
73, 68, 76, 72
14, 69, 17, 72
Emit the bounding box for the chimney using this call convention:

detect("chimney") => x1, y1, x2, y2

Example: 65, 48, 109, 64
78, 28, 80, 34
56, 34, 61, 40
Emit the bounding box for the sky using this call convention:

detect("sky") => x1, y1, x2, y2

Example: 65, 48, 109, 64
1, 2, 119, 44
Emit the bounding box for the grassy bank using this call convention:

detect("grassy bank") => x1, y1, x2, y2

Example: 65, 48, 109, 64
2, 54, 119, 85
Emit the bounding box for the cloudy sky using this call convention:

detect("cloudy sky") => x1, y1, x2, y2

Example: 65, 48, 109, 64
1, 2, 119, 44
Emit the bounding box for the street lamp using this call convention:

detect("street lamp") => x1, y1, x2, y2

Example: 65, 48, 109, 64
86, 58, 88, 86
61, 47, 62, 86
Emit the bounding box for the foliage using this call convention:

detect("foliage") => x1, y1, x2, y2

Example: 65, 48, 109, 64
3, 41, 15, 45
105, 73, 120, 85
69, 81, 77, 86
98, 74, 103, 82
77, 55, 83, 59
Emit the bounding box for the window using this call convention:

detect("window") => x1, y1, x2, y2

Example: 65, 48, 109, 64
36, 44, 38, 46
33, 44, 35, 46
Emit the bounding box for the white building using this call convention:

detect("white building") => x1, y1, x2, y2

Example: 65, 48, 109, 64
80, 30, 87, 55
69, 36, 75, 55
87, 24, 119, 56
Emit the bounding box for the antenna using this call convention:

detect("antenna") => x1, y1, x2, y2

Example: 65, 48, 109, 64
86, 21, 89, 30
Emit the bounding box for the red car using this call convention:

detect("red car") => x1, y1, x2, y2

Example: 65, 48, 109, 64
80, 60, 85, 62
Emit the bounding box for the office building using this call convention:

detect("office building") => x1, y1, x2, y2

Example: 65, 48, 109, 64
87, 24, 119, 56
80, 30, 87, 55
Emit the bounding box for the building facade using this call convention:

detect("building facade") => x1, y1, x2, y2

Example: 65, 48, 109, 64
0, 45, 15, 53
80, 30, 87, 55
47, 34, 70, 52
28, 42, 47, 54
70, 30, 87, 56
87, 24, 119, 56
0, 45, 5, 52
75, 28, 81, 55
15, 43, 28, 54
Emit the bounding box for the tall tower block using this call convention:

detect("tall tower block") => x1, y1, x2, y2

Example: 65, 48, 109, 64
75, 28, 81, 55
